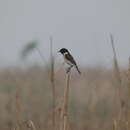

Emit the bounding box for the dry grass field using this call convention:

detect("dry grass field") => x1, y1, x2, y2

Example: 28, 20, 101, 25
0, 64, 130, 130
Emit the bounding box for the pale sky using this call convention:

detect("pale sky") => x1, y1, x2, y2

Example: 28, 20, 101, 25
0, 0, 130, 67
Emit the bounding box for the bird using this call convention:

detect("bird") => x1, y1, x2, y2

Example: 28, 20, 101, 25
58, 48, 81, 74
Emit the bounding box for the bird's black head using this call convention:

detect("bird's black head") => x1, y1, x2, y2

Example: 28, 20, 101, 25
59, 48, 69, 54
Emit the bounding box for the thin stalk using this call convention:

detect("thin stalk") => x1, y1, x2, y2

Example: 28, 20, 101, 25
60, 72, 71, 130
15, 86, 22, 124
12, 74, 23, 126
36, 47, 48, 65
110, 33, 126, 127
113, 120, 117, 130
110, 34, 122, 85
50, 36, 56, 129
127, 58, 130, 128
110, 33, 122, 107
128, 58, 130, 99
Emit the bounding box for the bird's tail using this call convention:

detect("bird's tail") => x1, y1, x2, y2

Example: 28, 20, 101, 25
75, 65, 81, 74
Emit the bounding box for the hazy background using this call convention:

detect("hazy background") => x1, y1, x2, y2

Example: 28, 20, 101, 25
0, 0, 130, 67
0, 1, 130, 130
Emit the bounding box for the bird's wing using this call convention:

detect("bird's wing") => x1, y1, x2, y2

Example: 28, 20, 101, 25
64, 54, 77, 66
64, 53, 81, 74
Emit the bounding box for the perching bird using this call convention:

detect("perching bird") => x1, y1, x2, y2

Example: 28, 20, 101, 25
59, 48, 81, 74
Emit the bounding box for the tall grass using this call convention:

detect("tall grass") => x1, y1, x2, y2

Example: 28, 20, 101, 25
113, 119, 117, 130
2, 64, 130, 130
60, 72, 71, 130
10, 71, 23, 128
110, 33, 123, 107
15, 81, 22, 126
3, 36, 130, 130
110, 33, 127, 129
14, 41, 40, 130
128, 58, 130, 99
50, 36, 56, 130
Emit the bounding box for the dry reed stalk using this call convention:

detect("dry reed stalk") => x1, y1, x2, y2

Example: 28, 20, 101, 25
60, 72, 71, 130
113, 119, 117, 130
128, 58, 130, 99
9, 72, 22, 126
127, 58, 130, 129
126, 121, 129, 130
15, 86, 22, 124
110, 34, 123, 110
110, 33, 127, 129
50, 36, 56, 130
110, 34, 122, 99
12, 75, 23, 127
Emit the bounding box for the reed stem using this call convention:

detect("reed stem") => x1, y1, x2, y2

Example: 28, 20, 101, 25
50, 36, 56, 130
60, 72, 71, 130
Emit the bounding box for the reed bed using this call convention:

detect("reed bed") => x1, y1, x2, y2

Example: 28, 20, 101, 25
0, 38, 130, 130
